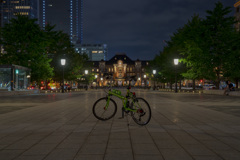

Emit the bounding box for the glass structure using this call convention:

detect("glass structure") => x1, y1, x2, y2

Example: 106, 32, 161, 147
0, 65, 31, 91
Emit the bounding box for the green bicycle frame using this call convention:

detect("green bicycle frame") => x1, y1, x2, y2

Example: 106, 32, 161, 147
105, 89, 138, 112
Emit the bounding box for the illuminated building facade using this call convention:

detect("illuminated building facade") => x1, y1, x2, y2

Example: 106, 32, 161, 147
91, 53, 150, 87
234, 0, 240, 30
0, 0, 39, 27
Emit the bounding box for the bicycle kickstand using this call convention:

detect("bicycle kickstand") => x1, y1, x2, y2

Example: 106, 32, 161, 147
118, 107, 125, 119
126, 112, 133, 126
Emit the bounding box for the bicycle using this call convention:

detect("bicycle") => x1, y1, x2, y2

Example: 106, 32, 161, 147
92, 77, 151, 126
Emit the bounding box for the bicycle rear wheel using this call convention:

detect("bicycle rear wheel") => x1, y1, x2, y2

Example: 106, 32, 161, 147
131, 98, 151, 125
92, 97, 117, 121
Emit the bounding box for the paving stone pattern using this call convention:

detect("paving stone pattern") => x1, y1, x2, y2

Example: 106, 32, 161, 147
0, 90, 240, 160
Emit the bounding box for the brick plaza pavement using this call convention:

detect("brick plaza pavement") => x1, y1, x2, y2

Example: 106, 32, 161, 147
0, 90, 240, 160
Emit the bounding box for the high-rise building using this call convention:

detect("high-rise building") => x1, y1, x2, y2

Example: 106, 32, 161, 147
41, 0, 83, 44
234, 0, 240, 30
0, 0, 39, 28
0, 0, 3, 28
75, 44, 108, 61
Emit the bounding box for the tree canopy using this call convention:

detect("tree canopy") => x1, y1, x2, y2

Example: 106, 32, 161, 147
150, 2, 239, 89
0, 15, 88, 85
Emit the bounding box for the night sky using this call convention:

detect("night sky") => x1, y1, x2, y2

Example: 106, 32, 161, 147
46, 0, 235, 60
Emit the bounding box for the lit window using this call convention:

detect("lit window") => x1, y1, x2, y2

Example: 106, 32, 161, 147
97, 69, 99, 72
11, 1, 19, 3
92, 51, 98, 53
98, 51, 103, 53
92, 69, 94, 72
15, 6, 31, 9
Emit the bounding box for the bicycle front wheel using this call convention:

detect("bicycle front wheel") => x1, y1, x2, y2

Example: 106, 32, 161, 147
131, 98, 151, 125
92, 97, 117, 121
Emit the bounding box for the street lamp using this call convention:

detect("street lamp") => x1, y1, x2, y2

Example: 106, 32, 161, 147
153, 70, 156, 90
138, 77, 141, 86
85, 70, 88, 75
100, 77, 103, 87
95, 75, 98, 89
174, 59, 179, 93
144, 75, 147, 88
61, 59, 66, 93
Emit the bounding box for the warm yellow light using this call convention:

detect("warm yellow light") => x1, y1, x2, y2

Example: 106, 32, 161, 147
234, 1, 240, 7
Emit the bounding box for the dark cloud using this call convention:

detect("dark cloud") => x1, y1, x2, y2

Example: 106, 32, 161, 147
49, 0, 235, 60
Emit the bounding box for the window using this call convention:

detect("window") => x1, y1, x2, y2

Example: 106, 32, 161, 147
14, 12, 29, 15
98, 51, 103, 53
92, 69, 94, 72
15, 6, 30, 9
92, 51, 98, 53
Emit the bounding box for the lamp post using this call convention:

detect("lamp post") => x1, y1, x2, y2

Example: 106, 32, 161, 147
144, 74, 147, 88
95, 75, 98, 89
84, 70, 88, 90
153, 70, 156, 90
61, 59, 66, 93
174, 59, 179, 93
100, 77, 103, 87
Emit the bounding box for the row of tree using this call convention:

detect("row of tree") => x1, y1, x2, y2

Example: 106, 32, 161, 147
0, 15, 89, 86
148, 2, 240, 89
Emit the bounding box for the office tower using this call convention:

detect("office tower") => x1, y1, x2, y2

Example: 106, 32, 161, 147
0, 0, 39, 28
234, 0, 240, 30
41, 0, 83, 44
75, 44, 108, 61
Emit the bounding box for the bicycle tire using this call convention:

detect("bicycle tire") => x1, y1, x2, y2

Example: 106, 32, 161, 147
92, 97, 117, 121
131, 98, 151, 125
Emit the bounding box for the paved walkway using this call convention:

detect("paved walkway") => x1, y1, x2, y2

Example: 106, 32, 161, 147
0, 90, 240, 160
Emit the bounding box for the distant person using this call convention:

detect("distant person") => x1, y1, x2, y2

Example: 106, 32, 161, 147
224, 80, 235, 95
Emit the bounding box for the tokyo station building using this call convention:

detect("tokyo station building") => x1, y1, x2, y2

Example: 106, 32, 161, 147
91, 53, 150, 87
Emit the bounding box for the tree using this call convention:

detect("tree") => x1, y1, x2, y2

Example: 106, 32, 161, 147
44, 24, 88, 82
0, 15, 53, 84
203, 2, 236, 88
222, 31, 240, 88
